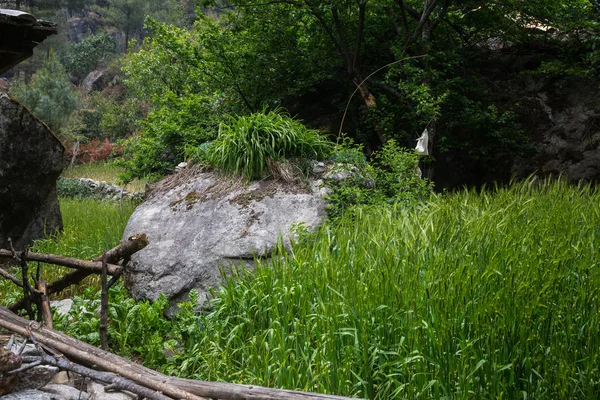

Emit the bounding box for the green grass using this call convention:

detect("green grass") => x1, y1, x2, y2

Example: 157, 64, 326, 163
0, 198, 136, 305
164, 178, 600, 399
208, 109, 332, 180
5, 178, 599, 399
62, 161, 148, 193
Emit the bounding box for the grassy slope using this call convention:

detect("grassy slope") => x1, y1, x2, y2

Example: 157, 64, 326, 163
62, 161, 148, 193
0, 198, 136, 305
173, 179, 599, 399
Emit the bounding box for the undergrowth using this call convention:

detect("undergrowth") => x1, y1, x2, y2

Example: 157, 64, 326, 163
54, 178, 600, 399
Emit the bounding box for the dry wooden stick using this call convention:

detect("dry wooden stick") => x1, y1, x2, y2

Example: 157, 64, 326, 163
100, 252, 109, 351
0, 249, 123, 275
17, 345, 173, 400
37, 280, 53, 329
0, 267, 22, 287
20, 249, 35, 321
0, 309, 206, 400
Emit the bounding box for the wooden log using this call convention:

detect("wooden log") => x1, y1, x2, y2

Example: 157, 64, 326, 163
22, 354, 173, 400
0, 267, 22, 287
0, 306, 357, 400
93, 233, 148, 264
0, 249, 122, 275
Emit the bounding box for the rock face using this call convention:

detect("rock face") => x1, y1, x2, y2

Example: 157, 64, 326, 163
0, 93, 65, 250
122, 172, 328, 308
511, 77, 600, 182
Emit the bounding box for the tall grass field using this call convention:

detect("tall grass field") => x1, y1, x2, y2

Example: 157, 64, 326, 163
163, 179, 599, 399
2, 178, 599, 399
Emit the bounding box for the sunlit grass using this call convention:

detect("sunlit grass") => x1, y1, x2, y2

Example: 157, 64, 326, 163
0, 198, 136, 305
62, 161, 148, 193
173, 178, 600, 399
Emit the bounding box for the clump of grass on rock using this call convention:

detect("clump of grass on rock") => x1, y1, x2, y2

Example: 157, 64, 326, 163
206, 108, 332, 180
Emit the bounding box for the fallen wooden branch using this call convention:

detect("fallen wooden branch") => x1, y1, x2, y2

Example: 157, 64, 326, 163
0, 249, 122, 275
0, 306, 357, 400
6, 234, 148, 313
0, 267, 22, 287
22, 353, 173, 400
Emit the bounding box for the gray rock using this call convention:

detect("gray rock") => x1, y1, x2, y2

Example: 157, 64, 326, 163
311, 160, 326, 174
0, 390, 52, 400
50, 299, 73, 316
87, 381, 135, 400
0, 92, 64, 250
122, 172, 327, 309
57, 178, 141, 201
81, 71, 109, 93
40, 384, 88, 400
323, 163, 360, 181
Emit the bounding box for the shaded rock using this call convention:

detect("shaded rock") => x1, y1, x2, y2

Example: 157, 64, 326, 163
40, 384, 88, 400
87, 381, 135, 400
122, 172, 327, 309
81, 70, 110, 93
508, 77, 600, 183
0, 92, 64, 250
0, 390, 52, 400
14, 366, 58, 391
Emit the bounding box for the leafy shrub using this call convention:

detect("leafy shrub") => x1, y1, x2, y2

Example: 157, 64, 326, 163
54, 283, 202, 371
326, 139, 433, 220
119, 93, 219, 183
207, 109, 333, 180
67, 31, 116, 80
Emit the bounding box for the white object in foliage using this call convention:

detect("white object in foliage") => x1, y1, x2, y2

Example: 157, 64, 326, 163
416, 128, 429, 155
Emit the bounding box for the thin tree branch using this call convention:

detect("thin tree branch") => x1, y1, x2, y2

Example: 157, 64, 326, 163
352, 1, 367, 73
397, 0, 420, 20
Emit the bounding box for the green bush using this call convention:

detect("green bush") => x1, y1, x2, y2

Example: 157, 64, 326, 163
67, 31, 116, 79
326, 139, 433, 220
207, 109, 333, 181
119, 93, 219, 183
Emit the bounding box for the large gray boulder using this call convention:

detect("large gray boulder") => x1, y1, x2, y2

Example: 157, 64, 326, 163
122, 172, 328, 308
0, 93, 65, 250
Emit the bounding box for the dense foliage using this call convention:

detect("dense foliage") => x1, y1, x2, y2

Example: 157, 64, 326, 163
326, 139, 433, 220
3, 0, 599, 181
50, 179, 600, 399
10, 52, 79, 133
